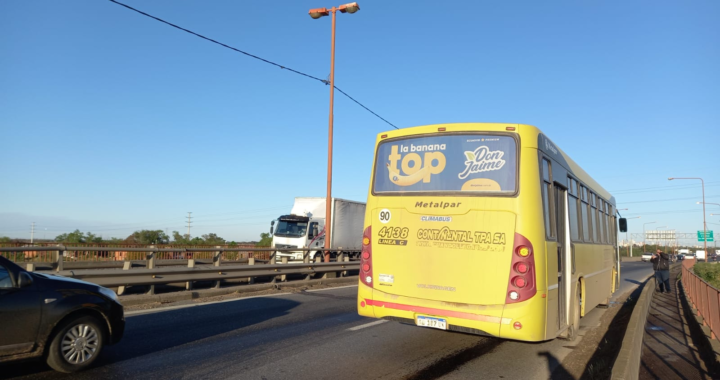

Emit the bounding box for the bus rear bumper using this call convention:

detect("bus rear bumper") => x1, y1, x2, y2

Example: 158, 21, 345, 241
357, 282, 547, 341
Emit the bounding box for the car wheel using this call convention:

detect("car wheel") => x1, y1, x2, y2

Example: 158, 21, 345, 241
46, 316, 105, 373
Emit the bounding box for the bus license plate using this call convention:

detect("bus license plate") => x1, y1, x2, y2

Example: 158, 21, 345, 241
416, 316, 447, 330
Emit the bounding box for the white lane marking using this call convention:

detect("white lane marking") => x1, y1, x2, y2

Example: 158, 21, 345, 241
347, 320, 388, 331
306, 284, 358, 292
125, 284, 359, 317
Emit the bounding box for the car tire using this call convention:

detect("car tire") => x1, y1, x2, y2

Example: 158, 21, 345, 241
46, 316, 105, 373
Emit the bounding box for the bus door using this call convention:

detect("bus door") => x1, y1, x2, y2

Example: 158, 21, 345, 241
554, 186, 572, 332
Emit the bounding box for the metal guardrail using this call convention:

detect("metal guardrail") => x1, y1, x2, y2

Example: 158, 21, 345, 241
52, 261, 357, 288
682, 260, 720, 340
0, 245, 359, 269
0, 246, 360, 295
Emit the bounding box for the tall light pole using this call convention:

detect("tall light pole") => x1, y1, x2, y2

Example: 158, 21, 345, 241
669, 177, 707, 253
309, 2, 360, 262
643, 221, 656, 253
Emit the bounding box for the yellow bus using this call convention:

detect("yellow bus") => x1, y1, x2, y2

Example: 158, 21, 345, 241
357, 123, 620, 342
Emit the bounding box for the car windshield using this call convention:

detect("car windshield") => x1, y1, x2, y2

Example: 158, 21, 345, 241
274, 221, 308, 237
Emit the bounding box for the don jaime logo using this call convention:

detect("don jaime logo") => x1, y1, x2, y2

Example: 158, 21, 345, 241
458, 146, 506, 179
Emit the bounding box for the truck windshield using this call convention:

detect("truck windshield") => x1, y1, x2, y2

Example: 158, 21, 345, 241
274, 221, 308, 238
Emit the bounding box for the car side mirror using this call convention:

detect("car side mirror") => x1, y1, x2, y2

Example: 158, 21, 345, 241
270, 220, 275, 235
619, 218, 627, 233
18, 272, 33, 288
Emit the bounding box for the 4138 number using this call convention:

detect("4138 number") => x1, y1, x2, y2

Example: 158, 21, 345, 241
378, 226, 409, 239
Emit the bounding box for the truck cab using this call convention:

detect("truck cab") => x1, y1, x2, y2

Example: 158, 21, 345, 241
272, 215, 325, 263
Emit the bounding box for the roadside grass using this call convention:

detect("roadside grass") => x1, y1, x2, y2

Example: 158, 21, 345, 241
694, 262, 720, 289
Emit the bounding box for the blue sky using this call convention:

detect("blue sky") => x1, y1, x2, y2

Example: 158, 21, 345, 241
1, 0, 718, 245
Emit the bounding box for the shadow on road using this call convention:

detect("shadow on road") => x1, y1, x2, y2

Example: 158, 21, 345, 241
0, 297, 300, 380
402, 338, 503, 380
538, 351, 574, 379
625, 278, 644, 285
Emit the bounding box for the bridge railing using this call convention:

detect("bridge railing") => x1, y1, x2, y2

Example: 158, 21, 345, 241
681, 259, 720, 340
0, 243, 264, 262
0, 245, 360, 294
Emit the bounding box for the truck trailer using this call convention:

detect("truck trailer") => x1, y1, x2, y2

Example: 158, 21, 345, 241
271, 197, 366, 263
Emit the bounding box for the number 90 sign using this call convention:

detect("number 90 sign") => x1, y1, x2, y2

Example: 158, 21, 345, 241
379, 209, 391, 224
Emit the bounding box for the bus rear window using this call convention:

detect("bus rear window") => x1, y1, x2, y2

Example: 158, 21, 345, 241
373, 134, 517, 194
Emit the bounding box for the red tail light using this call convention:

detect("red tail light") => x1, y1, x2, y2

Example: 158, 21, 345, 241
360, 226, 373, 288
506, 233, 536, 303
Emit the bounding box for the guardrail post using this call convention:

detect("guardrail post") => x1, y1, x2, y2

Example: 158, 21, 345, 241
323, 250, 337, 279
147, 246, 156, 295
337, 252, 345, 277
26, 263, 35, 272
303, 249, 310, 264
56, 248, 64, 272
214, 246, 222, 289
270, 249, 276, 265
343, 254, 349, 277
187, 259, 195, 290
117, 261, 132, 295
280, 256, 288, 282
248, 257, 255, 284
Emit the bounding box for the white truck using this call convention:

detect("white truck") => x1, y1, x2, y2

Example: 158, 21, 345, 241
695, 250, 706, 261
270, 197, 366, 263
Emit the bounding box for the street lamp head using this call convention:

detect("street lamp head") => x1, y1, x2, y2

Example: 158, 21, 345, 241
339, 2, 360, 13
309, 7, 330, 19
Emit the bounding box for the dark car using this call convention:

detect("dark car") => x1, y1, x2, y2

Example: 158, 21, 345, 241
0, 256, 124, 373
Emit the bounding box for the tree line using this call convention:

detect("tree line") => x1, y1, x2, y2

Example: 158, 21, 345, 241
1, 230, 272, 247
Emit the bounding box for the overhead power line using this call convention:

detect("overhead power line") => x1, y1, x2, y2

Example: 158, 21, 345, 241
108, 0, 399, 130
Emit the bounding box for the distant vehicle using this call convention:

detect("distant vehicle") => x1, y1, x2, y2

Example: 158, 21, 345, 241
695, 250, 706, 261
271, 197, 365, 263
678, 249, 690, 256
642, 252, 653, 262
0, 256, 124, 373
677, 254, 685, 261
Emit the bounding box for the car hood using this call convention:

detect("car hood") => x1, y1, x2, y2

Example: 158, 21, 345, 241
34, 273, 100, 289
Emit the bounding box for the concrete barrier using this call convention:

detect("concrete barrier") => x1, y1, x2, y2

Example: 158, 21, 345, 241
611, 277, 656, 380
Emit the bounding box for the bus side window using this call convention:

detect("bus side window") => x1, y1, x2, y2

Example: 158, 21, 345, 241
541, 158, 555, 239
581, 185, 591, 242
568, 177, 581, 242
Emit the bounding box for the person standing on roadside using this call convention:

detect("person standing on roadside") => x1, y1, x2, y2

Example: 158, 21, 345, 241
651, 248, 671, 293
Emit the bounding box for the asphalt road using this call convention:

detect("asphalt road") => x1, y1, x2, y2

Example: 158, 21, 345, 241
1, 261, 654, 380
